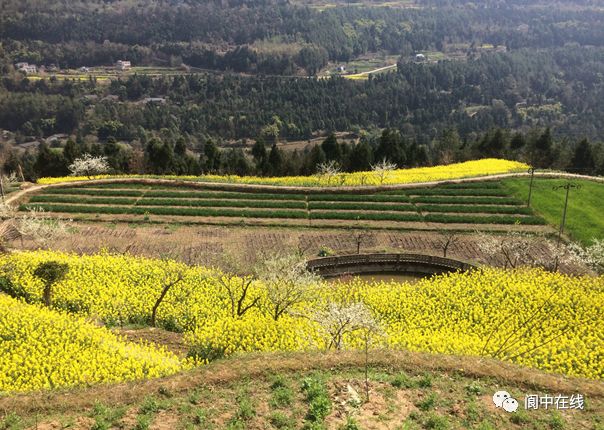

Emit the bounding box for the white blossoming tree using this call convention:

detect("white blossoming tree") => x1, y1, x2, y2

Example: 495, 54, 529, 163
568, 239, 604, 274
254, 252, 321, 321
476, 231, 582, 271
68, 154, 110, 178
371, 158, 397, 185
316, 160, 342, 186
312, 301, 383, 400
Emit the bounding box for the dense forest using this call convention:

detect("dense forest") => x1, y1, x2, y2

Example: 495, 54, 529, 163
1, 0, 604, 73
1, 0, 604, 179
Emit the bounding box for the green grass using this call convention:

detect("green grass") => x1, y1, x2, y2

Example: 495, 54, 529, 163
501, 177, 604, 244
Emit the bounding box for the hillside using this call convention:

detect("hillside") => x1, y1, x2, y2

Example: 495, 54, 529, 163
2, 350, 603, 430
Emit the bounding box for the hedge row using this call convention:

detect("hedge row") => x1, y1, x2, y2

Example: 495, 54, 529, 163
45, 188, 144, 197
424, 214, 546, 225
411, 196, 523, 205
144, 190, 307, 201
308, 201, 416, 212
418, 205, 533, 215
404, 188, 510, 196
439, 182, 502, 189
136, 198, 306, 210
310, 211, 422, 222
21, 204, 309, 219
308, 194, 409, 203
29, 195, 139, 206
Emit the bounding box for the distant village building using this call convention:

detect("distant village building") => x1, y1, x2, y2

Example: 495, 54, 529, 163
15, 62, 37, 74
115, 60, 131, 71
337, 65, 346, 73
142, 97, 166, 104
80, 66, 90, 73
415, 53, 426, 62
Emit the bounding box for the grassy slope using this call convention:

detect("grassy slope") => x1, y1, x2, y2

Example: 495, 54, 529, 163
502, 178, 604, 245
2, 350, 603, 430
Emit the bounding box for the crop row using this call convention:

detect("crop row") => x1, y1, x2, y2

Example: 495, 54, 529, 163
439, 181, 503, 189
22, 204, 309, 219
417, 205, 533, 215
424, 214, 546, 225
26, 196, 536, 217
23, 203, 544, 225
30, 195, 140, 206
402, 188, 510, 197
40, 188, 411, 203
410, 196, 523, 205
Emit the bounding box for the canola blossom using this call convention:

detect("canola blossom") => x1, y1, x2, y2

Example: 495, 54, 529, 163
0, 251, 602, 385
37, 158, 528, 187
0, 294, 191, 394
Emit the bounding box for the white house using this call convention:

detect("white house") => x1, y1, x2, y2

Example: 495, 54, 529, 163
415, 53, 426, 62
15, 62, 37, 74
115, 60, 131, 71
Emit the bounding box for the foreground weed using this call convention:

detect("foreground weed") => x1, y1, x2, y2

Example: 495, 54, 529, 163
90, 402, 126, 430
269, 411, 295, 429
0, 413, 22, 430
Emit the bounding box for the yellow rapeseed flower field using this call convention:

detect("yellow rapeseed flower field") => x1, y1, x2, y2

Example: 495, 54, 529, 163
0, 294, 190, 394
1, 251, 602, 388
37, 158, 528, 187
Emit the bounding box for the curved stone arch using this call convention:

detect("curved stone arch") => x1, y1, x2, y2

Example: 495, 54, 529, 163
307, 253, 477, 278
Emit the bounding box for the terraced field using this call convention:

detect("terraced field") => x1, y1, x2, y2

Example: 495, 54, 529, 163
20, 180, 549, 233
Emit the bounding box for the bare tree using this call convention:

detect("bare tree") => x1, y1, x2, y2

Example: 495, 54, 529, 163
436, 230, 458, 258
69, 154, 110, 178
254, 253, 320, 320
349, 226, 373, 255
316, 160, 341, 186
214, 251, 260, 318
371, 158, 397, 185
150, 271, 185, 327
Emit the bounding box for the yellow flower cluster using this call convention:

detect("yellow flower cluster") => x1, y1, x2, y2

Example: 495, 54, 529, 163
37, 158, 528, 187
0, 294, 190, 393
1, 251, 601, 381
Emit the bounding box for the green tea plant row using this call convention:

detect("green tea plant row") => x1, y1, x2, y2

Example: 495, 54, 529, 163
423, 214, 546, 225
42, 188, 411, 203
402, 188, 510, 196
417, 205, 533, 215
28, 194, 527, 215
410, 196, 523, 205
23, 203, 545, 225
22, 204, 308, 219
29, 195, 140, 206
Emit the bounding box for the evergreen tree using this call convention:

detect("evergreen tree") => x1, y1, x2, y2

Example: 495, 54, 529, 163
570, 139, 596, 174
321, 133, 341, 162
268, 143, 284, 176
348, 140, 373, 172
